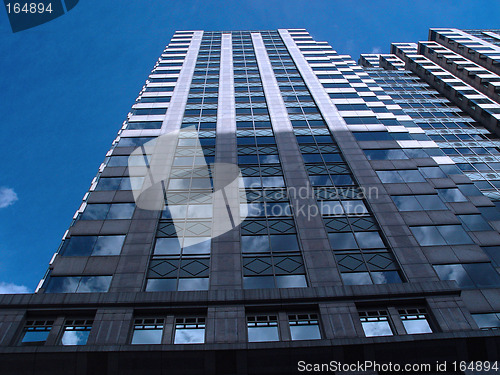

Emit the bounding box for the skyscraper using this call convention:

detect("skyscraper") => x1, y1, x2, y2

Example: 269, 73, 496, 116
1, 28, 500, 374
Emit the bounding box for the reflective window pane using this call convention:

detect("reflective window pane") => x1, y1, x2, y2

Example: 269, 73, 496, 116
247, 326, 279, 342
21, 330, 50, 345
410, 226, 446, 246
354, 232, 385, 249
361, 320, 393, 337
93, 235, 126, 256
45, 276, 80, 293
458, 215, 492, 231
62, 236, 97, 256
472, 313, 500, 330
154, 238, 182, 255
174, 328, 205, 344
433, 264, 475, 288
436, 225, 473, 245
76, 276, 112, 293
276, 275, 307, 288
182, 237, 211, 254
177, 278, 209, 291
392, 196, 420, 211
131, 329, 163, 345
80, 204, 109, 220
463, 263, 500, 288
371, 271, 403, 284
241, 236, 270, 253
436, 188, 468, 202
107, 204, 135, 219
243, 276, 274, 289
329, 232, 358, 249
341, 272, 372, 285
402, 319, 432, 334
145, 278, 177, 291
270, 234, 299, 251
61, 329, 90, 346
290, 324, 321, 340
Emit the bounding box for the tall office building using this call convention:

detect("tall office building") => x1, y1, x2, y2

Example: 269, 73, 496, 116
1, 29, 500, 374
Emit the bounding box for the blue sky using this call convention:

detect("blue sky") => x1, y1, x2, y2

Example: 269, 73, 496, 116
0, 0, 499, 292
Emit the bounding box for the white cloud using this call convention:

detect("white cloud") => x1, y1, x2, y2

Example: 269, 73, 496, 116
0, 282, 30, 294
371, 47, 382, 54
0, 187, 18, 208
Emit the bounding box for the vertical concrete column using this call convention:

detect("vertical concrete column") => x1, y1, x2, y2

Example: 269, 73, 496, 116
0, 310, 24, 346
44, 316, 65, 345
277, 311, 291, 341
210, 33, 243, 290
87, 308, 134, 345
387, 306, 407, 335
206, 305, 246, 343
251, 32, 342, 287
109, 32, 204, 292
279, 29, 439, 283
161, 315, 175, 344
426, 296, 478, 332
319, 302, 364, 339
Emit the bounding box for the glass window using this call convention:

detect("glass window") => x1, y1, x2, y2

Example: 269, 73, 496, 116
44, 276, 112, 293
399, 308, 432, 334
131, 318, 164, 345
376, 170, 425, 183
354, 232, 385, 248
341, 272, 372, 285
436, 188, 468, 202
482, 246, 500, 267
464, 263, 500, 288
328, 232, 357, 249
359, 311, 393, 337
392, 195, 446, 211
61, 236, 97, 256
20, 320, 53, 346
243, 275, 275, 289
177, 278, 209, 291
364, 149, 408, 160
433, 263, 500, 288
62, 235, 126, 256
242, 235, 270, 253
174, 317, 205, 344
410, 225, 473, 246
117, 137, 155, 148
419, 167, 447, 178
145, 278, 177, 292
247, 315, 279, 342
458, 215, 492, 231
288, 313, 321, 340
276, 274, 307, 288
60, 319, 93, 345
269, 234, 299, 251
472, 313, 500, 330
80, 204, 135, 220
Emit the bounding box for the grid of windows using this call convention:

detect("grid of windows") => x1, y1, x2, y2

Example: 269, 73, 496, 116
359, 307, 433, 337
145, 33, 221, 292
263, 32, 403, 286
367, 68, 500, 202
247, 313, 321, 342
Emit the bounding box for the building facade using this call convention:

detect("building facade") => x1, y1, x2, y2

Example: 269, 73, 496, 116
1, 28, 500, 374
